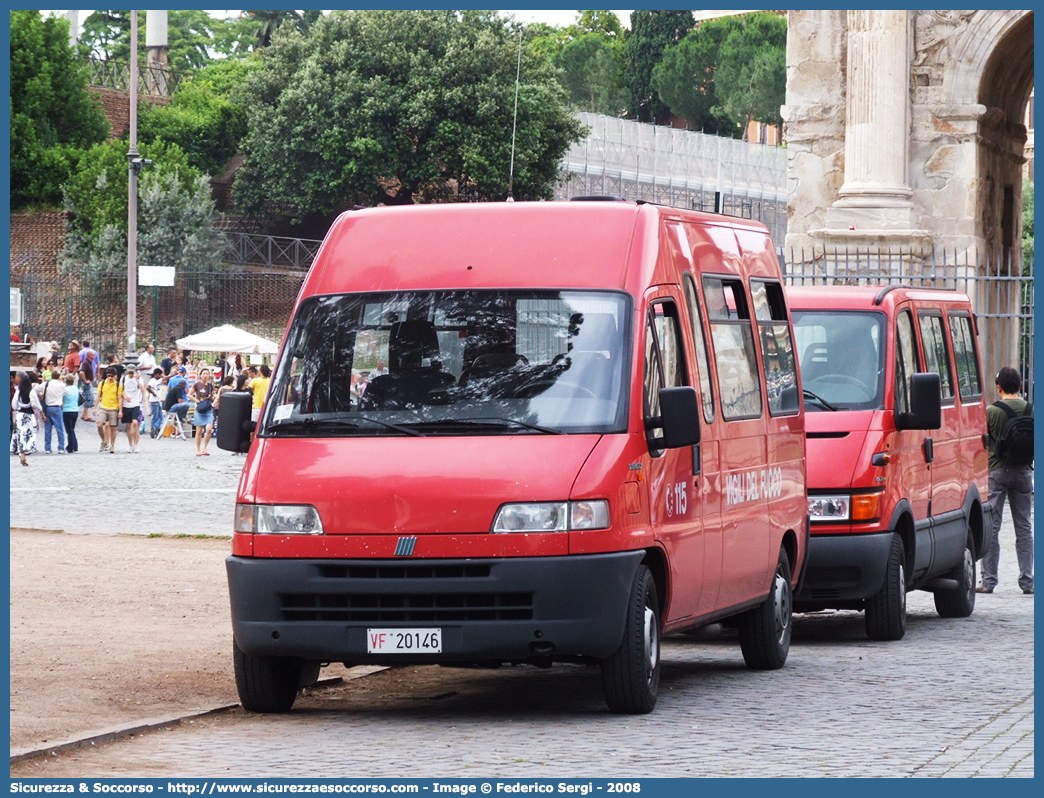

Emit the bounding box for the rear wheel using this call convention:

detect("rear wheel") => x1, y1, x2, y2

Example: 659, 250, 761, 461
865, 534, 907, 641
738, 546, 793, 670
233, 637, 303, 713
934, 536, 976, 618
601, 564, 660, 714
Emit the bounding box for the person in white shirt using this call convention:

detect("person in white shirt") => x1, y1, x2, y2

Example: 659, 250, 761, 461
145, 368, 165, 438
119, 364, 147, 453
137, 344, 157, 375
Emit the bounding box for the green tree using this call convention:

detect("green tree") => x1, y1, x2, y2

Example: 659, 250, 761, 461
622, 10, 694, 122
713, 13, 787, 136
571, 10, 625, 40
554, 33, 627, 115
245, 9, 316, 49
651, 16, 742, 135
139, 59, 256, 176
59, 137, 223, 281
10, 10, 109, 208
61, 138, 199, 244
235, 9, 584, 216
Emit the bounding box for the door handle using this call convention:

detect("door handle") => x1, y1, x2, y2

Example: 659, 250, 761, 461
923, 437, 934, 464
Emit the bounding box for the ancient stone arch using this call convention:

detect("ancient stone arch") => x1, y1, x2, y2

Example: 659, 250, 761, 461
784, 10, 1033, 264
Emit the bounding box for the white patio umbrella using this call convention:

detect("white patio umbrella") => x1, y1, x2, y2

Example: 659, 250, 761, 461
175, 324, 279, 355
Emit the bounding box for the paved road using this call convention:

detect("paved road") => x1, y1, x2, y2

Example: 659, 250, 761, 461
9, 424, 1034, 778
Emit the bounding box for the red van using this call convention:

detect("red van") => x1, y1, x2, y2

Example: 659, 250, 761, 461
788, 286, 992, 640
219, 200, 808, 714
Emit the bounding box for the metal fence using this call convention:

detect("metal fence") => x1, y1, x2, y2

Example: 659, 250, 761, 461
14, 249, 1032, 404
220, 232, 322, 271
783, 247, 1034, 402
555, 112, 789, 245
86, 56, 186, 97
13, 270, 304, 363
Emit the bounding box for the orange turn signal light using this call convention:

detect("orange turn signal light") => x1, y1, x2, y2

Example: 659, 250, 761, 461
851, 493, 882, 521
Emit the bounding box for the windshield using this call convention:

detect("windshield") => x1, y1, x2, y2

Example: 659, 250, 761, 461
260, 290, 632, 436
792, 310, 886, 411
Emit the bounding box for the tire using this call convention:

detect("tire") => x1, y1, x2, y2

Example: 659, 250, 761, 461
233, 637, 303, 713
865, 534, 907, 641
934, 536, 976, 618
601, 564, 661, 714
738, 546, 793, 670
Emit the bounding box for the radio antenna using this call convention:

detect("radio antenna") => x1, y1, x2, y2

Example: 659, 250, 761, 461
507, 24, 523, 202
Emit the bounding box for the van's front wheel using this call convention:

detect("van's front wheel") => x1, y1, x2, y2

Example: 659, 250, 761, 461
865, 534, 907, 640
738, 546, 792, 670
601, 564, 660, 714
233, 637, 303, 713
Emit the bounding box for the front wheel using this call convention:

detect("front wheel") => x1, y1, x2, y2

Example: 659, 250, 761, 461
934, 536, 976, 618
865, 534, 907, 641
601, 564, 660, 714
738, 546, 793, 670
233, 637, 304, 713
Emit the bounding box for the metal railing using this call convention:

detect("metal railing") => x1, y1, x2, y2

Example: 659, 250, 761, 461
782, 247, 1034, 402
87, 56, 186, 97
220, 232, 323, 272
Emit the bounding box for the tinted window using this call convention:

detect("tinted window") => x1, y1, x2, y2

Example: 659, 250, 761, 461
919, 313, 955, 402
949, 313, 983, 400
752, 281, 799, 416
683, 274, 715, 423
895, 310, 920, 415
644, 301, 688, 454
704, 276, 762, 420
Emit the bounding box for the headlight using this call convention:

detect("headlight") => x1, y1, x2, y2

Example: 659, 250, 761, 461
235, 504, 324, 535
492, 500, 610, 533
808, 495, 850, 522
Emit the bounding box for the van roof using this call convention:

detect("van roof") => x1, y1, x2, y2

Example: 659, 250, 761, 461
306, 201, 772, 296
787, 284, 973, 311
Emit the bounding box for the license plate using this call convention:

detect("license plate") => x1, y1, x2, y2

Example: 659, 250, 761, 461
366, 628, 442, 654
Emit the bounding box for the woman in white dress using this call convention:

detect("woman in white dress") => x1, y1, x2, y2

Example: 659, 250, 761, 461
10, 371, 41, 466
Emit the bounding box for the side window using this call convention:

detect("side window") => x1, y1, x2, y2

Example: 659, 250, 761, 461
644, 301, 688, 454
918, 312, 955, 402
949, 313, 983, 400
751, 280, 799, 416
703, 276, 762, 420
895, 310, 920, 415
683, 274, 715, 423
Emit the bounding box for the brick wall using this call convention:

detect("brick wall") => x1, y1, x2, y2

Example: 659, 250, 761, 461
89, 87, 171, 140
10, 212, 69, 280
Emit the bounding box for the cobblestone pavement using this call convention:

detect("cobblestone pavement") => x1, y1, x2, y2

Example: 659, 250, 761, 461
9, 425, 1034, 778
9, 419, 243, 536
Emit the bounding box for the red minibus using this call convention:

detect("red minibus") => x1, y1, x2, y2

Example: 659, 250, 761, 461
789, 286, 991, 639
219, 200, 808, 713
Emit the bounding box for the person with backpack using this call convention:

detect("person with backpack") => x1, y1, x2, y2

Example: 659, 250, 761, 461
978, 366, 1033, 595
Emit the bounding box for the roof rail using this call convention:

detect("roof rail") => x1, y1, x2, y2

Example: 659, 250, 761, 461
873, 285, 911, 306
569, 195, 626, 202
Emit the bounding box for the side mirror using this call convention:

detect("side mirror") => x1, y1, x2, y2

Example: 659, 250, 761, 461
896, 372, 942, 431
216, 391, 254, 453
647, 386, 701, 450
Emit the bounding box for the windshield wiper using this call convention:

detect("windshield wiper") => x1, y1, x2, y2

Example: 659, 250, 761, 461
267, 415, 425, 437
463, 416, 564, 435
803, 389, 839, 412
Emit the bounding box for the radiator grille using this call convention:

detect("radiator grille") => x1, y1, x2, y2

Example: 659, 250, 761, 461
280, 592, 533, 622
317, 563, 492, 580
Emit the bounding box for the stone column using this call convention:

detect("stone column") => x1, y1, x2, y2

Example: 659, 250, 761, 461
818, 10, 931, 249
144, 10, 169, 95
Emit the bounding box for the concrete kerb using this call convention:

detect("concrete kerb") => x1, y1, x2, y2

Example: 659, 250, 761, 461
9, 668, 391, 765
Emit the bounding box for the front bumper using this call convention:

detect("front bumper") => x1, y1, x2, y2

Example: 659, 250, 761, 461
793, 531, 894, 607
227, 550, 644, 664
